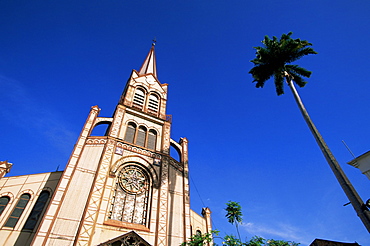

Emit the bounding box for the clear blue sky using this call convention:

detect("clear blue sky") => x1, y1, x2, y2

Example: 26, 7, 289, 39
1, 0, 370, 245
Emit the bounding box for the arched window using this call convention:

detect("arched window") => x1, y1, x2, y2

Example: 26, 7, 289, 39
133, 88, 146, 109
109, 165, 151, 225
148, 94, 159, 113
124, 122, 136, 143
147, 130, 157, 150
0, 196, 10, 217
136, 126, 147, 147
4, 193, 31, 228
23, 191, 50, 230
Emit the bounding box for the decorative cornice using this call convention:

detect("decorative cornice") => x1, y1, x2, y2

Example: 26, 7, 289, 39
85, 137, 183, 171
126, 107, 165, 125
115, 142, 162, 160
103, 219, 150, 232
86, 139, 108, 145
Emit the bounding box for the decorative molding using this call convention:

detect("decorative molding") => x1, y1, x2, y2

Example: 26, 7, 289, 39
116, 142, 162, 160
109, 156, 159, 188
103, 219, 150, 232
76, 140, 116, 245
163, 123, 171, 155
110, 107, 125, 138
86, 139, 107, 145
156, 158, 169, 246
0, 161, 13, 178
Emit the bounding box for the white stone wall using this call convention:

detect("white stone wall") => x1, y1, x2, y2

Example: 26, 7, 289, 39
0, 171, 62, 246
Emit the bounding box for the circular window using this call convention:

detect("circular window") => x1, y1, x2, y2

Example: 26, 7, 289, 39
118, 166, 148, 194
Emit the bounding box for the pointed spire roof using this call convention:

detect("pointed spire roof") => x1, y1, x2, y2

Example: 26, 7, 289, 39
138, 43, 157, 78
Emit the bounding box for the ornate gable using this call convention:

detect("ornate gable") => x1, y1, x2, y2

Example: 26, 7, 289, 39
98, 231, 151, 246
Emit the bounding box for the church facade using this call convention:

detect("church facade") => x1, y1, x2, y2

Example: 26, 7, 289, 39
0, 45, 212, 246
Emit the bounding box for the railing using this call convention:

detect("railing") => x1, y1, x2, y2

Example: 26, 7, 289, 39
166, 115, 172, 123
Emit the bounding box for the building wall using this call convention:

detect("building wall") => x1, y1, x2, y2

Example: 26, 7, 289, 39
348, 150, 370, 180
1, 47, 211, 246
0, 171, 62, 246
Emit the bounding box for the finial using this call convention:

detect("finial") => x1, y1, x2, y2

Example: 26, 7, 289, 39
152, 37, 156, 46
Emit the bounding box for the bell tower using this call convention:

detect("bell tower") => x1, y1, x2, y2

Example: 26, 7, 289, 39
30, 44, 208, 246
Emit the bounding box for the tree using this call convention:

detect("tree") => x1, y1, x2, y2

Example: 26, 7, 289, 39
225, 201, 243, 241
181, 230, 215, 246
249, 32, 370, 232
182, 202, 299, 246
183, 234, 298, 246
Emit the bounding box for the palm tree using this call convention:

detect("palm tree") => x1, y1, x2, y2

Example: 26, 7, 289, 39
249, 32, 370, 233
225, 201, 243, 241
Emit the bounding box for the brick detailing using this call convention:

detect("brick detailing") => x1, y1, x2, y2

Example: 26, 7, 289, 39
75, 106, 125, 245
75, 139, 116, 246
155, 158, 169, 246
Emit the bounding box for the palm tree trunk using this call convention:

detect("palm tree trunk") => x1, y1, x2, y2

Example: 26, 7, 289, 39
286, 75, 370, 233
236, 223, 241, 242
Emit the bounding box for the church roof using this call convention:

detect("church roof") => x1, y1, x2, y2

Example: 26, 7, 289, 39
97, 231, 151, 246
138, 43, 157, 78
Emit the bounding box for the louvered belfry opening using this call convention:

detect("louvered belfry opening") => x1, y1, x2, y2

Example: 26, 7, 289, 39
147, 94, 159, 114
133, 88, 145, 110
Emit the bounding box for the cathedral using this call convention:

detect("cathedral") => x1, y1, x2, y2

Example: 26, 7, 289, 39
0, 45, 212, 246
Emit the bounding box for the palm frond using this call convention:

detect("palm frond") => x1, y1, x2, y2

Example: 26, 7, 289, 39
285, 64, 312, 78
286, 47, 318, 64
249, 64, 275, 88
249, 32, 317, 95
288, 71, 308, 88
274, 72, 284, 95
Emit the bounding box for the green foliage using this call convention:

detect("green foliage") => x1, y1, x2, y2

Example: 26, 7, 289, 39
181, 230, 218, 246
249, 32, 317, 95
223, 235, 244, 245
181, 202, 299, 246
182, 233, 299, 246
225, 201, 243, 241
225, 201, 243, 225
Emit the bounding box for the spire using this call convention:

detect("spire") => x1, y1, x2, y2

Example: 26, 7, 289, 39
138, 41, 157, 78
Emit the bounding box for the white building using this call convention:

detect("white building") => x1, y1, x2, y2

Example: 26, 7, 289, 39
348, 151, 370, 180
0, 45, 212, 246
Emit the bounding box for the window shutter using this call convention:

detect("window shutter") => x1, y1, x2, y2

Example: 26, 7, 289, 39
148, 94, 159, 113
124, 123, 136, 143
133, 89, 145, 109
147, 130, 157, 150
136, 127, 146, 147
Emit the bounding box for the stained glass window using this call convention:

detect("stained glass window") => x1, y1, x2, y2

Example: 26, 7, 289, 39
109, 165, 150, 225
